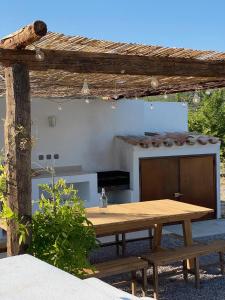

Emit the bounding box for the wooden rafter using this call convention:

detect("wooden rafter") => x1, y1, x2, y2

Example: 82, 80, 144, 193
1, 47, 225, 78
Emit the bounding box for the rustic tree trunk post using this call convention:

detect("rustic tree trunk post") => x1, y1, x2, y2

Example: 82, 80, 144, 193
4, 63, 31, 256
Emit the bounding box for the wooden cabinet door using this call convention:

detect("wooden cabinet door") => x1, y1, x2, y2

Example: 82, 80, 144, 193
179, 155, 216, 211
140, 157, 179, 201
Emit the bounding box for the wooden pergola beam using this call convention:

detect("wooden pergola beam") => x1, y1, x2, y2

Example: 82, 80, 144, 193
0, 20, 47, 49
1, 47, 225, 78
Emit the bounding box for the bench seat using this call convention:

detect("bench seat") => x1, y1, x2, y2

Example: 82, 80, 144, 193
141, 240, 225, 299
84, 256, 148, 296
142, 240, 225, 265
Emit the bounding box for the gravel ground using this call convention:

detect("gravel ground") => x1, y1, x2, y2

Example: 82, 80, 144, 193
90, 233, 225, 300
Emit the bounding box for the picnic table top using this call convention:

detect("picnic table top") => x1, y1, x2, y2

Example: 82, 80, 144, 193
85, 199, 213, 236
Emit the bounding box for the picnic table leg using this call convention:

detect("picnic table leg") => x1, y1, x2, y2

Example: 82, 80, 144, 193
115, 234, 120, 256
182, 219, 194, 269
194, 257, 200, 288
141, 268, 148, 297
148, 228, 153, 250
152, 224, 163, 251
219, 251, 225, 275
122, 233, 126, 256
131, 271, 137, 295
182, 260, 188, 282
153, 264, 159, 299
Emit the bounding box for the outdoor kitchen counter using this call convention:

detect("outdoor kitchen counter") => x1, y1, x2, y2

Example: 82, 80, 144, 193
31, 165, 95, 178
85, 199, 213, 250
31, 166, 99, 208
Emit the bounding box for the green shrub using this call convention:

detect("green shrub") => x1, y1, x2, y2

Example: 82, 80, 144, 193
29, 179, 98, 277
188, 89, 225, 161
0, 162, 15, 220
0, 159, 98, 277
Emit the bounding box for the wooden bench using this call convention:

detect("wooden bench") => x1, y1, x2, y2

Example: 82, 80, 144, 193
84, 256, 148, 296
141, 240, 225, 299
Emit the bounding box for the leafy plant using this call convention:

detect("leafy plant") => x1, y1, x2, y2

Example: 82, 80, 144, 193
188, 89, 225, 161
0, 159, 98, 277
0, 162, 13, 219
29, 179, 98, 277
0, 159, 29, 245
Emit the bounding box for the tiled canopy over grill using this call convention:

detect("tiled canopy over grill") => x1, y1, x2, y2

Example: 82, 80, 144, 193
117, 133, 220, 148
1, 32, 225, 99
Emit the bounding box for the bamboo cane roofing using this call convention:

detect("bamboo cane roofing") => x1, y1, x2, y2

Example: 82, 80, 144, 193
1, 32, 225, 99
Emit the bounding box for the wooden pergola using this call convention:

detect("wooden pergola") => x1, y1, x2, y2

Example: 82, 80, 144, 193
1, 20, 225, 256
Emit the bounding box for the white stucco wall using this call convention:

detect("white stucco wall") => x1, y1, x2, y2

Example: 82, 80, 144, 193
144, 102, 188, 132
0, 98, 188, 172
0, 97, 220, 217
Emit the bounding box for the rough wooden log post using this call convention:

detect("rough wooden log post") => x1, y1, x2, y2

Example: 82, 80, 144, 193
4, 63, 31, 256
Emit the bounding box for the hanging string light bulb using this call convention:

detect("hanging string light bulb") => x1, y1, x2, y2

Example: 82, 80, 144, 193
193, 91, 201, 104
150, 76, 159, 89
85, 98, 90, 104
81, 79, 90, 95
205, 89, 211, 95
113, 80, 119, 100
102, 96, 110, 101
58, 104, 62, 111
149, 103, 154, 110
163, 92, 168, 99
111, 101, 117, 110
35, 48, 45, 61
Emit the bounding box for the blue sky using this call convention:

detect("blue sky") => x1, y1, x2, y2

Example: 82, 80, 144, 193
0, 0, 225, 52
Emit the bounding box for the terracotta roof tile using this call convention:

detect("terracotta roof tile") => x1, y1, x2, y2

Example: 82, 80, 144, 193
116, 132, 219, 148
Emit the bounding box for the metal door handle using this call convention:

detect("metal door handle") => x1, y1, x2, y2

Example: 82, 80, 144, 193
174, 192, 184, 198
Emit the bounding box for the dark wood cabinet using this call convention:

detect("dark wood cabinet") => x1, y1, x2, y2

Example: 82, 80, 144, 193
140, 155, 216, 217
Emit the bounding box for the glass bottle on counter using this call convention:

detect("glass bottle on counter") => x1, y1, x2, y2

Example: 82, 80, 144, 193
99, 188, 108, 208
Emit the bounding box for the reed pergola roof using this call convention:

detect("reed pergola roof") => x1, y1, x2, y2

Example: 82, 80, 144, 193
1, 30, 225, 99
0, 20, 225, 255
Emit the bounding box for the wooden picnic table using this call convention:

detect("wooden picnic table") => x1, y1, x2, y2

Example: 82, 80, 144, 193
85, 199, 213, 251
0, 199, 213, 255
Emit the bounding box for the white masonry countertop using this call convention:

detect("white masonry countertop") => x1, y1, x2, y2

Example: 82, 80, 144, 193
32, 165, 96, 179
0, 254, 153, 300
